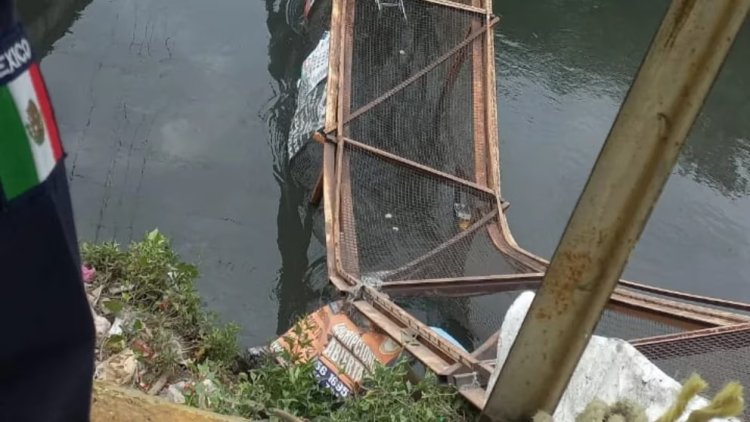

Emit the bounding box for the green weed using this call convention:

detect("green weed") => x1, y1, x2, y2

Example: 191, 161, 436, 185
83, 230, 474, 421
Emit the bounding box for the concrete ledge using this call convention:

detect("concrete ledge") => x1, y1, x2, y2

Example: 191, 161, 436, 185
91, 382, 250, 422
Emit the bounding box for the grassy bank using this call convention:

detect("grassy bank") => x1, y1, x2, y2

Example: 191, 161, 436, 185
83, 230, 474, 421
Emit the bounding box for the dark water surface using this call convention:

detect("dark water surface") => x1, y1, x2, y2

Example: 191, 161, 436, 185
20, 0, 750, 346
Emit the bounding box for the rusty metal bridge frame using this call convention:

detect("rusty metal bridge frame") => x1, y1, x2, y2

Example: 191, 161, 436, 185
311, 0, 750, 418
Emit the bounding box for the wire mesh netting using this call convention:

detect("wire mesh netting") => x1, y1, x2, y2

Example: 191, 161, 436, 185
347, 47, 478, 178
349, 0, 483, 110
595, 308, 684, 340
282, 0, 750, 407
397, 290, 523, 349
334, 0, 519, 285
346, 0, 486, 179
338, 143, 520, 282
617, 286, 750, 319
636, 327, 750, 418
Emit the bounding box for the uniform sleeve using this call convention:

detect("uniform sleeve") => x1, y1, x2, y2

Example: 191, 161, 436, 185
0, 1, 95, 420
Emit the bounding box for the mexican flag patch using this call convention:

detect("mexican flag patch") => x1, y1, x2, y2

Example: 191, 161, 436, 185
0, 25, 63, 200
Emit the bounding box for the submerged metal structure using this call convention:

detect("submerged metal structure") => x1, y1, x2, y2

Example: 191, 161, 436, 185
290, 0, 750, 417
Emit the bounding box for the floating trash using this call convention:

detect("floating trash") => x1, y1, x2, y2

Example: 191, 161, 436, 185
453, 203, 472, 231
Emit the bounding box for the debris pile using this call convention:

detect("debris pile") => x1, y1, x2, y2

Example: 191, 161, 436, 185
81, 230, 473, 421
82, 230, 239, 404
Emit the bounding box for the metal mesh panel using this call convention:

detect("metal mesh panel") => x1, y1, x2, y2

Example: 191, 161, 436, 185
339, 143, 518, 282
347, 43, 478, 178
595, 308, 683, 340
397, 290, 524, 350
350, 0, 482, 110
617, 286, 750, 319
636, 328, 750, 418
346, 1, 486, 179
336, 0, 503, 285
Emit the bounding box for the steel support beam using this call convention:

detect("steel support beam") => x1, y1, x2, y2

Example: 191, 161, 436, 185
618, 280, 750, 313
343, 137, 496, 196
481, 1, 750, 420
632, 322, 750, 348
416, 0, 486, 15
381, 273, 543, 297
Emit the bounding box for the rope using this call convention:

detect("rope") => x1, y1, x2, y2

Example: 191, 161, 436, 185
657, 373, 708, 422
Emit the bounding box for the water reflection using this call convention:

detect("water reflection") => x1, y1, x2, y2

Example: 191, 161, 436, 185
262, 0, 335, 335
26, 0, 293, 345
495, 0, 750, 199
679, 35, 750, 198
496, 0, 750, 303
494, 0, 667, 97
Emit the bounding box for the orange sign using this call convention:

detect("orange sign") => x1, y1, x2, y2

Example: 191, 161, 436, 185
270, 301, 403, 397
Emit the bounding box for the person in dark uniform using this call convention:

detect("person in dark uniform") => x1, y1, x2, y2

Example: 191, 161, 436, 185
1, 1, 95, 421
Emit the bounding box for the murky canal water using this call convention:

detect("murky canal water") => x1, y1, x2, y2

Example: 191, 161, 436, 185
19, 0, 750, 347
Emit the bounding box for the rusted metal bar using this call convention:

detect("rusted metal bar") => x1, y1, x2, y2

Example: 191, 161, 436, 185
470, 0, 487, 187
321, 0, 351, 291
485, 3, 529, 264
607, 297, 718, 332
618, 279, 750, 313
615, 287, 750, 325
323, 142, 352, 291
337, 154, 361, 276
444, 331, 500, 409
341, 3, 354, 128
343, 18, 498, 126
354, 295, 495, 410
486, 224, 544, 270
360, 286, 495, 380
334, 0, 351, 137
333, 0, 359, 278
482, 2, 750, 420
482, 1, 499, 195
416, 0, 487, 15
323, 0, 345, 288
634, 323, 750, 361
482, 225, 748, 328
352, 300, 453, 373
336, 0, 361, 277
483, 226, 750, 326
631, 322, 750, 347
611, 286, 746, 328
343, 137, 496, 197
482, 0, 517, 274
324, 0, 343, 133
382, 209, 499, 281
381, 273, 543, 297
333, 137, 346, 271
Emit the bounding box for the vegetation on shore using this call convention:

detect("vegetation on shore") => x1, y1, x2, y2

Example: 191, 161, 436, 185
83, 230, 475, 421
82, 231, 747, 421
